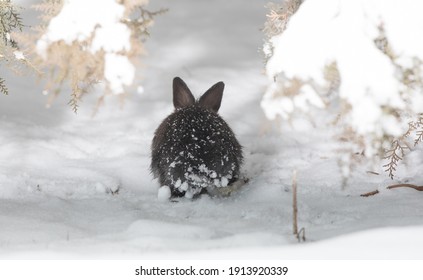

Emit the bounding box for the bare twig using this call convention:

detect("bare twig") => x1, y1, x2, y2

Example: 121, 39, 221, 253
292, 170, 306, 242
292, 170, 298, 235
297, 227, 306, 242
360, 190, 379, 197
387, 183, 423, 191
415, 130, 423, 146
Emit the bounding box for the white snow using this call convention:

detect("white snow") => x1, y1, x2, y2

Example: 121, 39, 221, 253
263, 0, 423, 157
220, 176, 229, 188
13, 51, 25, 61
157, 186, 171, 202
0, 0, 423, 260
104, 53, 135, 95
37, 0, 127, 50
90, 22, 131, 54
294, 84, 325, 112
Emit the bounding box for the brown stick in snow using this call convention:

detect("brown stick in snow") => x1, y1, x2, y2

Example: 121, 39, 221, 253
387, 184, 423, 191
292, 170, 298, 235
360, 190, 380, 197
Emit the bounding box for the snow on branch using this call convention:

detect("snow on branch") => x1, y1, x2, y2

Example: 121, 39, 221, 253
383, 114, 423, 178
22, 0, 164, 112
262, 0, 303, 61
0, 0, 23, 48
262, 0, 423, 179
0, 0, 35, 95
383, 140, 408, 180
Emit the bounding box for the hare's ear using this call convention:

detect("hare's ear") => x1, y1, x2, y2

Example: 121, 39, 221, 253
199, 81, 224, 112
173, 77, 195, 109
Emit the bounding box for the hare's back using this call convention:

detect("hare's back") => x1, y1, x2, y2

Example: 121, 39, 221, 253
168, 106, 239, 159
161, 106, 242, 189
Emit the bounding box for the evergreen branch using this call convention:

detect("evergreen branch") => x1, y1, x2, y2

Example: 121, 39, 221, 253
140, 7, 169, 21
415, 130, 423, 146
404, 120, 418, 138
0, 1, 24, 48
383, 140, 409, 180
383, 112, 423, 179
415, 114, 423, 146
0, 77, 9, 95
29, 0, 160, 112
68, 90, 80, 114
9, 5, 24, 31
124, 7, 168, 40
32, 0, 63, 23
263, 0, 303, 39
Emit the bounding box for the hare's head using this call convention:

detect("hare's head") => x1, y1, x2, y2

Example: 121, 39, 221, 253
173, 77, 224, 112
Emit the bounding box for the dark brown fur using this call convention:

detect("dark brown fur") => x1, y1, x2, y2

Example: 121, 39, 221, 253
151, 77, 243, 198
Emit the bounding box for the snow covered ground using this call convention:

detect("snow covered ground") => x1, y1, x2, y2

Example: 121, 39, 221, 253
1, 0, 423, 259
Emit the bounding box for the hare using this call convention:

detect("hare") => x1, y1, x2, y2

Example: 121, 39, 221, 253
151, 77, 243, 199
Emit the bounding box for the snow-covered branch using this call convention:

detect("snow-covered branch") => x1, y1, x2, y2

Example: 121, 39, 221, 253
29, 0, 161, 112
262, 0, 423, 178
